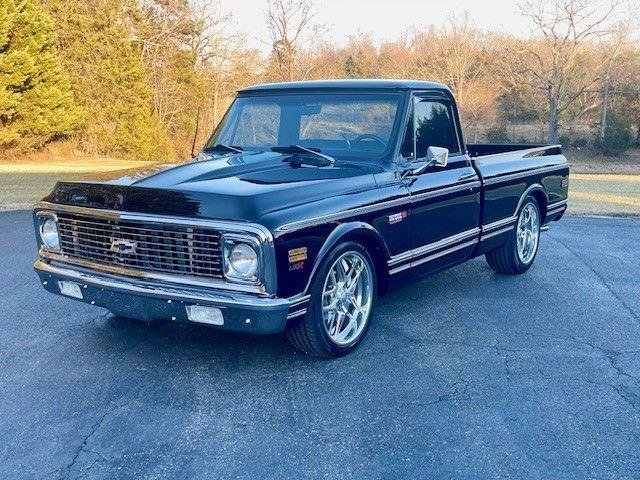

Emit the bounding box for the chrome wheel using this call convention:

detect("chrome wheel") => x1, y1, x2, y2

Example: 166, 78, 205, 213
321, 251, 373, 346
517, 203, 540, 264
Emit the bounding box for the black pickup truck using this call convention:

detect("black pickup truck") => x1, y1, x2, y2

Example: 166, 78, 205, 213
33, 80, 569, 357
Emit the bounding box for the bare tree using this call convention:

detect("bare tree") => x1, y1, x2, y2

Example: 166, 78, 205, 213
137, 0, 259, 156
509, 0, 630, 143
265, 0, 324, 81
596, 23, 635, 139
411, 15, 498, 141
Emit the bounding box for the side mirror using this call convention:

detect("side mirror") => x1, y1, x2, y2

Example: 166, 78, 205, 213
426, 146, 448, 168
402, 146, 449, 177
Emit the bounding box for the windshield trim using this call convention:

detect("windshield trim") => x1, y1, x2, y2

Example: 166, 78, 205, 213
204, 89, 409, 165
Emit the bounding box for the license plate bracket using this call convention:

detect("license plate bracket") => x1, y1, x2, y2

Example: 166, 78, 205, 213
58, 281, 83, 299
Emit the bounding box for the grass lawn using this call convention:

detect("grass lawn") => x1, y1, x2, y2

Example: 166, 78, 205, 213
568, 174, 640, 216
1, 172, 82, 210
0, 157, 156, 210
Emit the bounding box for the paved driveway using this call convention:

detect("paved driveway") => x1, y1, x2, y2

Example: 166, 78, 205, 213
1, 211, 639, 479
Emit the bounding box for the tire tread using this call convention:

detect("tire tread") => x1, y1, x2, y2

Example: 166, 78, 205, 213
485, 196, 541, 275
286, 241, 376, 358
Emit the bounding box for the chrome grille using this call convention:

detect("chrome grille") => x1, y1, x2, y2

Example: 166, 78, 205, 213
56, 212, 223, 279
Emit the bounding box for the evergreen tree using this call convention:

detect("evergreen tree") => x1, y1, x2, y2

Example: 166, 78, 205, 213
44, 0, 168, 161
344, 55, 362, 78
0, 0, 80, 149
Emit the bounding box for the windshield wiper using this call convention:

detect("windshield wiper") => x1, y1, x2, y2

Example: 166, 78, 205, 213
203, 144, 244, 154
272, 145, 335, 167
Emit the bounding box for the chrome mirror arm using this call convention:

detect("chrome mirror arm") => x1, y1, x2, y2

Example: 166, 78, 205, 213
398, 146, 449, 177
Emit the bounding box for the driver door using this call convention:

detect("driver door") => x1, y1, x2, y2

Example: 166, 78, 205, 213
400, 93, 481, 278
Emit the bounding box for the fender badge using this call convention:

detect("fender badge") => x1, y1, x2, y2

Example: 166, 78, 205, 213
388, 211, 408, 225
288, 247, 307, 263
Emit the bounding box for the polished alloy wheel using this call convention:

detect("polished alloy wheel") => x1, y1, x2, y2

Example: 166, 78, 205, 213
321, 251, 373, 346
516, 203, 540, 264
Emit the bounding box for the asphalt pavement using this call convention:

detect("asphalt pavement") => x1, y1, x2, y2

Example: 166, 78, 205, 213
1, 210, 639, 479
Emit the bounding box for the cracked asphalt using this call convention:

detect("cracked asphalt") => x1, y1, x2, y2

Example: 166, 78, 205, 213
1, 210, 639, 479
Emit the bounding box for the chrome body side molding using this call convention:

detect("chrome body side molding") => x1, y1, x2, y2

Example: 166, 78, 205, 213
287, 309, 308, 320
275, 181, 481, 235
387, 227, 480, 268
547, 199, 568, 217
389, 239, 478, 275
481, 225, 515, 241
482, 216, 517, 232
547, 200, 568, 210
288, 294, 311, 308
482, 165, 567, 186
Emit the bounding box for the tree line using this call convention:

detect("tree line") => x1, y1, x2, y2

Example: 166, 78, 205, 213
1, 0, 638, 161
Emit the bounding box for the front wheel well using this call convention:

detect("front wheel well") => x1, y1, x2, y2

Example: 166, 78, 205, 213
326, 230, 390, 296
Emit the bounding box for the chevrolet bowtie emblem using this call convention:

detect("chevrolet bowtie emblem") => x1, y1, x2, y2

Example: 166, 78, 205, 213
110, 238, 137, 254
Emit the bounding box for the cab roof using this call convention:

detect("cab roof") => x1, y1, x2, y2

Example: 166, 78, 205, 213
239, 79, 451, 93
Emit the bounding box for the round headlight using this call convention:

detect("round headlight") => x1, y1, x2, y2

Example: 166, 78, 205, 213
226, 243, 258, 279
40, 217, 60, 249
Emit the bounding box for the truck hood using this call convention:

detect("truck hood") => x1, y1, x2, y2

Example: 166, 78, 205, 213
45, 151, 382, 223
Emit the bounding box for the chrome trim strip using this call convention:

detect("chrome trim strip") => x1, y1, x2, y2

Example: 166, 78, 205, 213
35, 202, 273, 242
288, 294, 311, 308
513, 183, 545, 215
479, 196, 567, 242
276, 197, 408, 234
409, 181, 481, 203
389, 239, 478, 275
34, 260, 289, 311
276, 181, 481, 234
547, 200, 567, 210
472, 144, 562, 161
34, 202, 277, 295
482, 216, 517, 232
483, 165, 567, 186
387, 227, 480, 267
547, 206, 566, 216
42, 254, 268, 295
480, 225, 514, 241
287, 309, 307, 320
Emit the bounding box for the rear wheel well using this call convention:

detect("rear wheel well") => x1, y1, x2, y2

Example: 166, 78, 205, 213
530, 190, 548, 224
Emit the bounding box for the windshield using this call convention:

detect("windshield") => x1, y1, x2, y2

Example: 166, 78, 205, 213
205, 92, 403, 161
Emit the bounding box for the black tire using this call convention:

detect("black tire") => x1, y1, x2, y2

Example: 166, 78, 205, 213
286, 241, 377, 358
486, 195, 541, 275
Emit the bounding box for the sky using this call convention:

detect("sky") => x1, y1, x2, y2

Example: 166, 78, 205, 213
219, 0, 533, 51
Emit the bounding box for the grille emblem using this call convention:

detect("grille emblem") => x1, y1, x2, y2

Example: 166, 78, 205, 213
110, 238, 137, 254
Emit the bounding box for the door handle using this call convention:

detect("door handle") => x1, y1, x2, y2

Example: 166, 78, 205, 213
458, 173, 477, 182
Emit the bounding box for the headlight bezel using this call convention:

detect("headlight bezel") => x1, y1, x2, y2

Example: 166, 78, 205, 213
221, 234, 262, 285
37, 212, 61, 252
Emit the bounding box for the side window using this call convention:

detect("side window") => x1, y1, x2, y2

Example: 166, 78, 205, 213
401, 99, 460, 159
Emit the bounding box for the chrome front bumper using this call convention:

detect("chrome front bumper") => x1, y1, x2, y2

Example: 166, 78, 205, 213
34, 260, 303, 334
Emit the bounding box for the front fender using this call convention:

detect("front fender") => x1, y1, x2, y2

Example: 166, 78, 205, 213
301, 221, 391, 295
